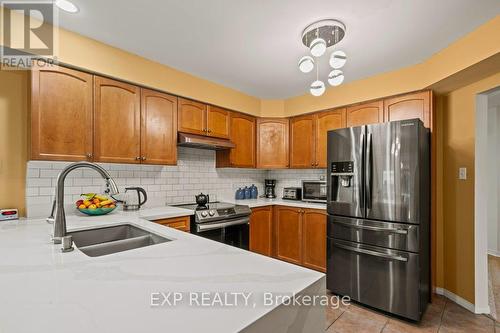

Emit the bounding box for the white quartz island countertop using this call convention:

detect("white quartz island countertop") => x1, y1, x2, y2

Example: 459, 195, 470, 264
0, 205, 325, 333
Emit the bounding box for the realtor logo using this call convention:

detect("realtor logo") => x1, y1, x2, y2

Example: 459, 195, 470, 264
1, 1, 58, 68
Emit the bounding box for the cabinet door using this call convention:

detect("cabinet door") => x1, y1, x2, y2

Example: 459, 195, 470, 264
207, 105, 230, 139
178, 98, 207, 135
346, 101, 383, 127
257, 118, 289, 169
31, 65, 93, 161
249, 206, 273, 256
94, 76, 141, 163
384, 91, 431, 128
141, 89, 177, 165
315, 108, 346, 168
302, 209, 327, 272
216, 112, 256, 168
275, 206, 302, 265
290, 114, 315, 168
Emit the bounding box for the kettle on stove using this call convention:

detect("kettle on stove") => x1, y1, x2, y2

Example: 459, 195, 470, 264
195, 193, 210, 207
122, 187, 148, 211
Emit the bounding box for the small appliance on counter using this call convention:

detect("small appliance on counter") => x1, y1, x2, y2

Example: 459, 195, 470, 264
264, 179, 277, 199
282, 187, 302, 201
121, 187, 148, 211
195, 192, 210, 206
302, 180, 327, 203
0, 208, 19, 221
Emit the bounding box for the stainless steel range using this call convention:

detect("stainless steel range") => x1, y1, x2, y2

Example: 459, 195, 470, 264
174, 202, 251, 250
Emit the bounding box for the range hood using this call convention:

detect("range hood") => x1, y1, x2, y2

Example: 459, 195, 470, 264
177, 133, 235, 150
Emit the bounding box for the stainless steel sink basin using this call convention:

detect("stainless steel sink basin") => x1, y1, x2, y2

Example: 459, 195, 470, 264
69, 224, 170, 257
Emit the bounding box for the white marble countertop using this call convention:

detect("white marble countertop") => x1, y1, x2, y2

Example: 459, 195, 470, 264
0, 205, 324, 333
230, 198, 327, 210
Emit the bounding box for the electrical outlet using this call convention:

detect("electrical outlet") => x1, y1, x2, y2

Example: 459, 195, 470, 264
458, 167, 467, 180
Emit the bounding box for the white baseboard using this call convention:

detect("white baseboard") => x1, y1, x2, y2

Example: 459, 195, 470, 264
435, 287, 489, 314
487, 250, 500, 257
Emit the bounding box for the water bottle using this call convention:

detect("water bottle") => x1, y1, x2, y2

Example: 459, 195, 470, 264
250, 184, 258, 199
244, 186, 251, 199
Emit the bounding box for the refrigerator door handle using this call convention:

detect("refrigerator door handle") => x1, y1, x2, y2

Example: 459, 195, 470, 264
359, 132, 365, 210
333, 220, 409, 234
366, 132, 373, 210
333, 242, 408, 262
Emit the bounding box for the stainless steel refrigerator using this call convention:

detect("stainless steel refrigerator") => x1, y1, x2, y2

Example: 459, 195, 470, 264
326, 118, 430, 321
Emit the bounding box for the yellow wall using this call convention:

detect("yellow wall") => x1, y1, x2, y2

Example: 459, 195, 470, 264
0, 70, 28, 216
438, 73, 500, 303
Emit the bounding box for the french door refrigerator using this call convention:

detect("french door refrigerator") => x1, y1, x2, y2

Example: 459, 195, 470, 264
326, 118, 430, 321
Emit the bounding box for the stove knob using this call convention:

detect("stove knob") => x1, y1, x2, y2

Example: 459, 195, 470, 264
200, 211, 208, 218
208, 210, 216, 216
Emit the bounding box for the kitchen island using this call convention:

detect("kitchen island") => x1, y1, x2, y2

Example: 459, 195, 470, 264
0, 206, 325, 333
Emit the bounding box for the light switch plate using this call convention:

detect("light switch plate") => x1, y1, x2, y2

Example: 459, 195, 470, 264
459, 167, 467, 180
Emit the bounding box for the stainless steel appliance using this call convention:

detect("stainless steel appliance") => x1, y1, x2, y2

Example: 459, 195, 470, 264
122, 187, 147, 211
326, 118, 430, 321
175, 202, 251, 250
301, 180, 327, 203
264, 179, 277, 199
282, 187, 302, 200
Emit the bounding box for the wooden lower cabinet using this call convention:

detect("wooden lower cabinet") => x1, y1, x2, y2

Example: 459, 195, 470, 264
274, 206, 303, 265
302, 209, 327, 272
249, 206, 273, 256
154, 216, 190, 232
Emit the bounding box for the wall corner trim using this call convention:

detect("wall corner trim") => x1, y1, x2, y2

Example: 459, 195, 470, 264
435, 287, 487, 314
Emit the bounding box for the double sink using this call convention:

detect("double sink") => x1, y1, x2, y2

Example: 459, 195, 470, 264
69, 224, 170, 257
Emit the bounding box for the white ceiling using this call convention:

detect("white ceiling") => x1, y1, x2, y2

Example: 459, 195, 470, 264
17, 0, 500, 98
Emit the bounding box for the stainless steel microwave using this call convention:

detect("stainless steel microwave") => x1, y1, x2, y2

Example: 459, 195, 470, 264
301, 180, 327, 203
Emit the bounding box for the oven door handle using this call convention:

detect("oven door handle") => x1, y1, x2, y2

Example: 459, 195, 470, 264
196, 217, 250, 232
333, 220, 408, 234
334, 242, 408, 262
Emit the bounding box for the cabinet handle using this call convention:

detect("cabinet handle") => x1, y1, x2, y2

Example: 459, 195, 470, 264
135, 156, 141, 161
142, 157, 147, 161
86, 153, 92, 158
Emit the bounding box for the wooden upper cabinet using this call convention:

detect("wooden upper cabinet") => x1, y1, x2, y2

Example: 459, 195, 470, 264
275, 206, 302, 265
31, 64, 93, 161
315, 108, 346, 168
257, 118, 289, 169
290, 115, 315, 168
178, 98, 207, 135
94, 76, 141, 163
207, 105, 230, 139
346, 100, 383, 127
302, 209, 327, 272
384, 91, 432, 128
216, 112, 256, 168
140, 89, 177, 165
249, 206, 273, 256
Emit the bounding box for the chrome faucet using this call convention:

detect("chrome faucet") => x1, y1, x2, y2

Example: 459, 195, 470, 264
48, 162, 119, 245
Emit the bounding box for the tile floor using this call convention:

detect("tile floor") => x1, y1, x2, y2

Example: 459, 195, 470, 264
325, 293, 498, 332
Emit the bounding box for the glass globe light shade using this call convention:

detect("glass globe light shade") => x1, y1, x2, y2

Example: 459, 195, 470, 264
309, 38, 327, 57
329, 50, 347, 69
328, 69, 345, 86
310, 80, 326, 96
298, 56, 314, 73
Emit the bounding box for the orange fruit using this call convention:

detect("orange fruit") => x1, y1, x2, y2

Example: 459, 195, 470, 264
78, 204, 86, 209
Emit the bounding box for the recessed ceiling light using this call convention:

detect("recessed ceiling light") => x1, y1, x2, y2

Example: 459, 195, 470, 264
55, 0, 79, 13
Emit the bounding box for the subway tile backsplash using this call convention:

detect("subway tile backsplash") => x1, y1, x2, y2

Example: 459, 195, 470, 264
26, 147, 326, 218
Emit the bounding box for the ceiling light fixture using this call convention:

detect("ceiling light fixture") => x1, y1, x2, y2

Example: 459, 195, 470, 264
55, 0, 79, 13
298, 56, 314, 73
298, 19, 347, 96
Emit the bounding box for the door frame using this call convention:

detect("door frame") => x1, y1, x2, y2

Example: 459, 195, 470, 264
474, 87, 500, 314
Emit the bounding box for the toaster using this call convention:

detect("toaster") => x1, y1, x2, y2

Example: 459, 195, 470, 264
282, 187, 302, 201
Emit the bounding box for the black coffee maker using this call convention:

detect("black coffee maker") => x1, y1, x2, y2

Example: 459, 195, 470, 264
264, 179, 277, 199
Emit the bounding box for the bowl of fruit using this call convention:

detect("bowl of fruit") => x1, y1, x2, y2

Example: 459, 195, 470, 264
76, 193, 117, 216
